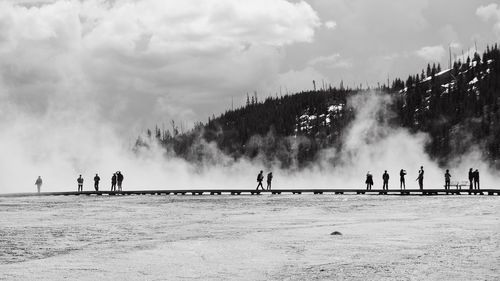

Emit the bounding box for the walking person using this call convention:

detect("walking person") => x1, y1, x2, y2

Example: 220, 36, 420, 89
444, 169, 451, 190
266, 172, 273, 190
35, 176, 43, 193
77, 175, 84, 192
117, 171, 124, 192
256, 170, 264, 190
111, 173, 117, 191
473, 169, 480, 189
399, 169, 406, 190
468, 168, 474, 190
382, 171, 389, 190
416, 166, 424, 190
94, 173, 100, 191
365, 172, 373, 190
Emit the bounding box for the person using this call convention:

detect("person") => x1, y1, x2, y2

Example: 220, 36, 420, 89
382, 171, 389, 190
399, 169, 406, 190
35, 176, 43, 193
365, 172, 373, 190
444, 169, 451, 190
111, 173, 117, 191
94, 174, 100, 191
117, 171, 124, 192
256, 170, 264, 190
473, 169, 480, 189
416, 166, 424, 190
266, 172, 273, 190
468, 168, 474, 190
77, 175, 84, 192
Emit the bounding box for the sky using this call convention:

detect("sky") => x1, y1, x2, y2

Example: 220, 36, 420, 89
1, 0, 499, 132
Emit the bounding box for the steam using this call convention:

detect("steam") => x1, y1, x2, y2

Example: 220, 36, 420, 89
1, 89, 498, 193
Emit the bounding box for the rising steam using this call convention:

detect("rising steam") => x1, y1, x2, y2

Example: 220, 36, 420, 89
1, 89, 497, 193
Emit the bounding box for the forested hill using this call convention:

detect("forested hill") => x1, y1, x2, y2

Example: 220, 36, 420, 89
137, 44, 500, 169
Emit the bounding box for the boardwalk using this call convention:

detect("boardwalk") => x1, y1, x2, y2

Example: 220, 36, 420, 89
1, 189, 499, 197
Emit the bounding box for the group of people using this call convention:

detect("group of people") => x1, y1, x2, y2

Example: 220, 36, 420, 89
78, 172, 124, 192
366, 166, 480, 190
256, 170, 273, 190
33, 171, 125, 193
467, 168, 481, 189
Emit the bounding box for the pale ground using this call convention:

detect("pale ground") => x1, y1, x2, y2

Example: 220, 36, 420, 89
0, 195, 499, 280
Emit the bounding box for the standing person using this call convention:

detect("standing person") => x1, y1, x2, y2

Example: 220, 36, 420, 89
94, 174, 100, 191
399, 169, 406, 190
77, 175, 84, 192
382, 171, 389, 190
266, 172, 273, 190
256, 170, 264, 190
444, 169, 451, 190
468, 168, 474, 190
365, 172, 373, 190
117, 171, 124, 192
111, 173, 117, 191
473, 169, 480, 189
35, 176, 43, 193
416, 166, 424, 190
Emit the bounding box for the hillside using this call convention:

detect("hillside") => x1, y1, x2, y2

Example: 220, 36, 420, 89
137, 44, 500, 169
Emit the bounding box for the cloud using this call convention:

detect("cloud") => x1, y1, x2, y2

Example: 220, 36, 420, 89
476, 3, 500, 38
307, 53, 352, 69
324, 20, 336, 29
0, 0, 321, 129
415, 45, 446, 61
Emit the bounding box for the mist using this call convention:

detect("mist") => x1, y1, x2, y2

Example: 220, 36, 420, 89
2, 87, 499, 193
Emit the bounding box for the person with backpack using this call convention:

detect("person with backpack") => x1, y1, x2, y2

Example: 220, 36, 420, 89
266, 172, 273, 190
117, 171, 124, 191
468, 168, 474, 190
94, 173, 101, 191
256, 170, 264, 190
444, 170, 451, 190
35, 176, 43, 193
111, 173, 117, 191
365, 172, 373, 190
77, 175, 84, 192
416, 166, 424, 190
399, 169, 406, 190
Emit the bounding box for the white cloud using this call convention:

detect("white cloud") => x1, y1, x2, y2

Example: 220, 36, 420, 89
307, 53, 352, 69
415, 45, 446, 61
269, 66, 328, 94
476, 3, 500, 38
0, 0, 321, 128
324, 20, 337, 29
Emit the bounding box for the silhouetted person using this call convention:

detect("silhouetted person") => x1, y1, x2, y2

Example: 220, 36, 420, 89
266, 172, 273, 190
77, 175, 84, 192
399, 169, 406, 190
111, 173, 117, 191
117, 171, 124, 191
382, 170, 389, 190
94, 173, 100, 191
416, 166, 424, 190
468, 168, 474, 190
473, 169, 480, 189
256, 170, 264, 190
35, 176, 42, 193
444, 169, 451, 190
365, 172, 373, 190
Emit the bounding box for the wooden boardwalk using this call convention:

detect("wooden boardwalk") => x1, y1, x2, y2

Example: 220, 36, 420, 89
1, 189, 499, 198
